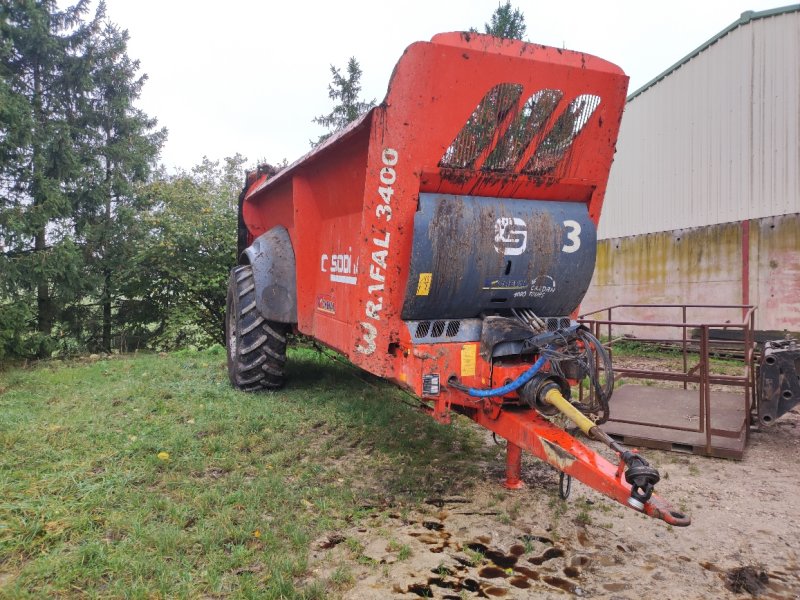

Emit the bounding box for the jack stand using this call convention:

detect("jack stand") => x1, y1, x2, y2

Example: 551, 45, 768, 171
504, 442, 525, 489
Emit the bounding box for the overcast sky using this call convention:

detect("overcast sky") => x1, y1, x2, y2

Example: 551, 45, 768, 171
101, 0, 787, 171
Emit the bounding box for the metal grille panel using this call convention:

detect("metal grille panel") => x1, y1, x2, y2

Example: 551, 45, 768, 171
525, 94, 601, 176
439, 83, 524, 169
483, 89, 563, 172
406, 319, 482, 344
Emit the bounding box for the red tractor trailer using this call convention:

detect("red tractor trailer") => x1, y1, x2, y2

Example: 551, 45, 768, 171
226, 32, 690, 527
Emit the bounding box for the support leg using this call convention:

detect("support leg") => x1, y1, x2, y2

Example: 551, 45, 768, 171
473, 408, 691, 526
503, 442, 524, 489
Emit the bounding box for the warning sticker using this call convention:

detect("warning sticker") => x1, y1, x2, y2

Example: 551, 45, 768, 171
416, 272, 432, 296
460, 344, 477, 377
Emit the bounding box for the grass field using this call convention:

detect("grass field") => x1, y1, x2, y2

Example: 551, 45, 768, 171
0, 346, 492, 598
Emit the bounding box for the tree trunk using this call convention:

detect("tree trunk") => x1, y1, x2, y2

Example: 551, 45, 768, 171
102, 270, 111, 353
35, 228, 54, 339
33, 61, 53, 357
101, 137, 113, 353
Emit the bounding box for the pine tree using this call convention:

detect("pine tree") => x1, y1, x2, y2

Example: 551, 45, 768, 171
0, 0, 104, 357
72, 22, 166, 352
472, 2, 527, 41
0, 1, 163, 357
311, 57, 375, 147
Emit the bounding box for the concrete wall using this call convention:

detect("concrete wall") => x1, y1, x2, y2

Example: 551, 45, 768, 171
583, 213, 800, 334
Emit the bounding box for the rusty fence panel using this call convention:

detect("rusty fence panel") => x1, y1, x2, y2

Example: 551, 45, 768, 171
578, 304, 756, 455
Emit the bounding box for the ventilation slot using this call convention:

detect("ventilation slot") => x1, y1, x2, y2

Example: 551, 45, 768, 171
413, 320, 465, 340
544, 317, 572, 332
415, 321, 431, 337
524, 94, 601, 176
446, 321, 461, 337
439, 83, 524, 169
431, 320, 447, 338
483, 89, 563, 172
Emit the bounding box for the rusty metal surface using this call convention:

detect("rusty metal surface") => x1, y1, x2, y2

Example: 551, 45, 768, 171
603, 386, 748, 460
758, 339, 800, 425
579, 303, 756, 458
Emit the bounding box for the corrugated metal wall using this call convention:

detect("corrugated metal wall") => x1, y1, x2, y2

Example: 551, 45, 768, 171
598, 10, 800, 239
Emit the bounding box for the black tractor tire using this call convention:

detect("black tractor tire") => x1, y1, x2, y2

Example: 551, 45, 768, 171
226, 264, 288, 391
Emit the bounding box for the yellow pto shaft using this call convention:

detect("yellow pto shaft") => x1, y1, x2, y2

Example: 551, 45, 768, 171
543, 387, 596, 436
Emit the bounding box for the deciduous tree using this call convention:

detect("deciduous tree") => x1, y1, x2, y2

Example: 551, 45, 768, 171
133, 156, 246, 350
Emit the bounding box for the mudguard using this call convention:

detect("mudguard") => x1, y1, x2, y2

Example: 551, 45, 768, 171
241, 226, 297, 323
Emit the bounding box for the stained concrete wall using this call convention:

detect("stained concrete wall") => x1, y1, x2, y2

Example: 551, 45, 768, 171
583, 213, 800, 335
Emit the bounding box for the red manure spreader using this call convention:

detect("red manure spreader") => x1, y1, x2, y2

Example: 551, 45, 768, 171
226, 32, 690, 526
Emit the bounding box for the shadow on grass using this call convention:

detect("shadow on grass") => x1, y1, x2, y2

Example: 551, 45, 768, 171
0, 346, 499, 598
278, 346, 492, 500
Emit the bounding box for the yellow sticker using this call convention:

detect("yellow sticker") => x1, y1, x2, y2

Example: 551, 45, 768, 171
416, 272, 432, 296
461, 344, 477, 377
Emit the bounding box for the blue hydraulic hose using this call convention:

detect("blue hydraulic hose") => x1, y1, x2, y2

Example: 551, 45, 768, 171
466, 353, 548, 398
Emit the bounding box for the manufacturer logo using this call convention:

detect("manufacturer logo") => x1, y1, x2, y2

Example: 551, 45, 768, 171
356, 147, 398, 355
482, 277, 528, 291
316, 294, 336, 314
493, 217, 528, 256
530, 275, 556, 298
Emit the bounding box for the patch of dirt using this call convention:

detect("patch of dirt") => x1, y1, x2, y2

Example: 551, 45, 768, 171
307, 409, 800, 598
726, 566, 770, 595
0, 571, 17, 589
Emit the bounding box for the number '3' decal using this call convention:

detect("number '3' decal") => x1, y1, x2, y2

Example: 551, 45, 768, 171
562, 220, 581, 253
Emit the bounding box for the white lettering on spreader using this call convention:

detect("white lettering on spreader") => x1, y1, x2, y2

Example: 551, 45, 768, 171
356, 148, 397, 355
321, 249, 359, 285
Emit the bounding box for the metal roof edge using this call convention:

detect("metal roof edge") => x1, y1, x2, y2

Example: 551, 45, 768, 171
627, 3, 800, 102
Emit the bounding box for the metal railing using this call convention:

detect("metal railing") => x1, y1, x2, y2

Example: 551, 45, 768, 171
578, 304, 756, 455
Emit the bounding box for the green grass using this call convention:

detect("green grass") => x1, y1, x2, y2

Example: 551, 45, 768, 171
0, 346, 489, 598
609, 339, 746, 376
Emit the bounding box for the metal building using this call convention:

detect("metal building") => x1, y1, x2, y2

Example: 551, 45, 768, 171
585, 4, 800, 332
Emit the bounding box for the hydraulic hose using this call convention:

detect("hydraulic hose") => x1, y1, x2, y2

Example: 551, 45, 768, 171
466, 354, 548, 398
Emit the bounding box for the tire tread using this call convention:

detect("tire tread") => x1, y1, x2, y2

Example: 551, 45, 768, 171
226, 265, 289, 392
